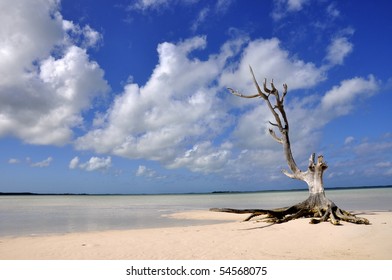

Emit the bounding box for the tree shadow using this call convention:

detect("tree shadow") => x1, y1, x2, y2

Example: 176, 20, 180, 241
350, 211, 379, 216
238, 222, 276, 231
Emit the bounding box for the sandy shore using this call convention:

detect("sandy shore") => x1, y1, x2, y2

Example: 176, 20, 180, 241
0, 210, 391, 260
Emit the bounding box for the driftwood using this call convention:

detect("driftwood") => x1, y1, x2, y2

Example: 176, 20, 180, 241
211, 67, 369, 225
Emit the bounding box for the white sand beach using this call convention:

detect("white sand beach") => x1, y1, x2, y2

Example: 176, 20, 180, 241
0, 210, 391, 260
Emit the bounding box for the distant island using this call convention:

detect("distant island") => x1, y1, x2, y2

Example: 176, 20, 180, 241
0, 192, 89, 196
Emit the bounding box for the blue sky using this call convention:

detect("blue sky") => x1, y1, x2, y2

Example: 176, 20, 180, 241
1, 0, 391, 194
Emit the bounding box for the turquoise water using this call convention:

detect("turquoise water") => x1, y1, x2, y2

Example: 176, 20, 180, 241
0, 187, 391, 237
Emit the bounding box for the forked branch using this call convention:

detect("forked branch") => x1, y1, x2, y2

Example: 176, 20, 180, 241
228, 67, 300, 177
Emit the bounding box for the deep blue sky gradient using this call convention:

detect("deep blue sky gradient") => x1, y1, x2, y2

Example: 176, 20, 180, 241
1, 0, 391, 194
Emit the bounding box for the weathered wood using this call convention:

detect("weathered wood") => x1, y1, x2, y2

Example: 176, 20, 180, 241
211, 192, 369, 225
214, 67, 370, 225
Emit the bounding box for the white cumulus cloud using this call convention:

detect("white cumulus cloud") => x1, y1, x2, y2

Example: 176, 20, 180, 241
0, 0, 109, 145
168, 141, 232, 173
31, 157, 53, 168
69, 156, 80, 169
8, 158, 20, 164
128, 0, 171, 11
136, 165, 156, 177
75, 36, 238, 166
325, 36, 353, 66
344, 136, 355, 145
220, 38, 326, 93
320, 75, 379, 117
69, 156, 112, 172
272, 0, 309, 20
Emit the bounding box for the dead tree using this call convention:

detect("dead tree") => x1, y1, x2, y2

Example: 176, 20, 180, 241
211, 67, 369, 225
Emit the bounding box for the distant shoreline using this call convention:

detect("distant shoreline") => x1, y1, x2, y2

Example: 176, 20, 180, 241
1, 184, 391, 196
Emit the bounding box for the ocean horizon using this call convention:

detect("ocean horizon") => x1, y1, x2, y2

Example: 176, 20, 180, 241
1, 186, 391, 237
1, 184, 391, 196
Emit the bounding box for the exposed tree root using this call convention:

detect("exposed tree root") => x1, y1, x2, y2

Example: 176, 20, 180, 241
210, 193, 370, 226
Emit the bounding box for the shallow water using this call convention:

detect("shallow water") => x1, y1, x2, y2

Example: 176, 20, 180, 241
0, 187, 391, 237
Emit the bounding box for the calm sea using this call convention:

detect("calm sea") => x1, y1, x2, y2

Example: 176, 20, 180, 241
0, 187, 391, 237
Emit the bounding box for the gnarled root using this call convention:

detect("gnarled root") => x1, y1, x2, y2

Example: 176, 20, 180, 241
210, 194, 370, 226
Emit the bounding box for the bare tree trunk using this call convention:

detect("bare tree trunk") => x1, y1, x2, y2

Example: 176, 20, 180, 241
211, 67, 369, 225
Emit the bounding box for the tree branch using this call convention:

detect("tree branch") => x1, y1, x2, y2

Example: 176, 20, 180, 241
263, 78, 271, 94
281, 83, 288, 103
317, 155, 328, 171
268, 121, 279, 128
268, 128, 283, 144
282, 169, 297, 179
228, 67, 301, 176
227, 88, 260, 99
270, 80, 277, 92
249, 66, 267, 99
308, 153, 315, 171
